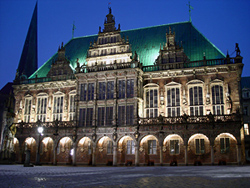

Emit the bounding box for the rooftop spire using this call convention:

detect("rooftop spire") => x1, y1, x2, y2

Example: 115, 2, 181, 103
16, 2, 38, 80
186, 1, 194, 22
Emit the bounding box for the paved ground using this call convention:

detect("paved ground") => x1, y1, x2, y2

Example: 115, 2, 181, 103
0, 165, 250, 188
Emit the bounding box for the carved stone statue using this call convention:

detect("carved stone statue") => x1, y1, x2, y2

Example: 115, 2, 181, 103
235, 43, 241, 56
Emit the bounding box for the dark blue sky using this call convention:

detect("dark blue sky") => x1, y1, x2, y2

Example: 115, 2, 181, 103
0, 0, 249, 89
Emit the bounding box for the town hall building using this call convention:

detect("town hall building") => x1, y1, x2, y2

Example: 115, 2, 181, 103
2, 4, 245, 166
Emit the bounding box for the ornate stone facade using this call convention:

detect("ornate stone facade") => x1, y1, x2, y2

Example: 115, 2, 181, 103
10, 8, 245, 166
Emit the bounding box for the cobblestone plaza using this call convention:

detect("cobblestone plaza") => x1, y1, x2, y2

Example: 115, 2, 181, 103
0, 165, 250, 188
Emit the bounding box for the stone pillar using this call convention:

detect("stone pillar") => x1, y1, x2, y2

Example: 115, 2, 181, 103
237, 144, 242, 165
159, 145, 163, 166
92, 144, 96, 166
35, 137, 41, 165
184, 145, 188, 166
113, 144, 117, 166
135, 141, 139, 166
53, 145, 57, 165
72, 143, 77, 166
211, 145, 214, 165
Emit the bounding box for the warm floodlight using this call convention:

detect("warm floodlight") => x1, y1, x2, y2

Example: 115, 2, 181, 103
37, 127, 44, 134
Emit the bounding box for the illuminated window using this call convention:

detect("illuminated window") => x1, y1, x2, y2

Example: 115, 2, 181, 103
80, 84, 87, 101
166, 87, 180, 117
36, 94, 47, 122
106, 106, 113, 126
53, 95, 63, 121
107, 81, 114, 99
126, 105, 134, 125
220, 137, 230, 153
98, 82, 106, 100
88, 83, 94, 100
97, 107, 105, 126
148, 140, 157, 154
195, 139, 205, 154
118, 80, 125, 99
107, 140, 113, 154
212, 85, 224, 115
244, 124, 249, 135
86, 108, 93, 127
170, 140, 180, 155
79, 108, 85, 127
127, 79, 134, 98
189, 86, 203, 116
118, 106, 125, 125
69, 94, 76, 121
145, 88, 158, 118
127, 140, 135, 154
24, 98, 32, 123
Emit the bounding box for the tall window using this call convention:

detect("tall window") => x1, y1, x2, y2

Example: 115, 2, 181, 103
166, 87, 180, 117
88, 83, 94, 100
80, 84, 87, 101
79, 108, 86, 127
145, 88, 158, 118
86, 108, 93, 126
189, 86, 203, 116
107, 81, 114, 99
244, 124, 249, 135
195, 139, 205, 154
126, 105, 134, 125
118, 80, 126, 99
97, 107, 105, 126
220, 137, 230, 153
53, 95, 64, 121
69, 94, 76, 121
118, 106, 125, 125
148, 140, 157, 154
127, 140, 135, 154
37, 95, 47, 122
170, 140, 180, 155
24, 98, 32, 123
107, 140, 113, 154
127, 79, 134, 98
212, 85, 224, 115
106, 106, 113, 126
99, 82, 106, 100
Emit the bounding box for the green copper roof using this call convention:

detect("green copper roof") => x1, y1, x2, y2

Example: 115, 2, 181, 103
30, 22, 225, 79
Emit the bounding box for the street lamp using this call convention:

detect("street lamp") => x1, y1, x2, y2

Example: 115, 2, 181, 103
35, 121, 44, 165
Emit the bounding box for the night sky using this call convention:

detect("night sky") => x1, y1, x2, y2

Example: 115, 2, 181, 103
0, 0, 249, 89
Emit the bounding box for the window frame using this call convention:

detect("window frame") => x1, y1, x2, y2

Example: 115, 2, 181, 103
187, 80, 204, 116
36, 93, 48, 122
170, 139, 180, 155
220, 137, 230, 153
148, 140, 157, 155
52, 92, 64, 121
144, 83, 159, 118
24, 95, 32, 123
195, 138, 205, 155
211, 83, 224, 115
165, 82, 181, 117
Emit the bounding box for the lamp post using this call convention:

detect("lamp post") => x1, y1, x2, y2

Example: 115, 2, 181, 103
35, 121, 44, 165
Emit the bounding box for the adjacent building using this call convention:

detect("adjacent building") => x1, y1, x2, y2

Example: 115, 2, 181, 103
5, 6, 245, 166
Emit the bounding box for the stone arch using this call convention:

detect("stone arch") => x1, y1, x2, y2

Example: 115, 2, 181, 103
76, 137, 93, 165
214, 133, 238, 164
139, 135, 159, 165
96, 136, 113, 165
57, 136, 73, 165
23, 137, 37, 163
163, 134, 184, 165
117, 135, 135, 165
188, 133, 210, 165
40, 137, 54, 164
